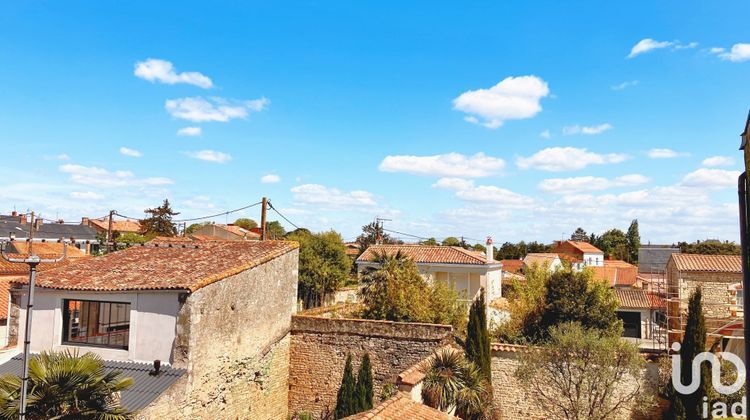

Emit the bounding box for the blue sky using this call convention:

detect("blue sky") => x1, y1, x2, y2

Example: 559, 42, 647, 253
1, 1, 748, 244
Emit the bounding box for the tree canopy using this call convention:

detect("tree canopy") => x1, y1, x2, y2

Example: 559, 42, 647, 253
264, 220, 286, 239
233, 218, 258, 230
286, 229, 351, 308
355, 222, 397, 253
140, 199, 179, 237
570, 227, 589, 242
677, 240, 741, 255
442, 237, 462, 247
494, 241, 552, 260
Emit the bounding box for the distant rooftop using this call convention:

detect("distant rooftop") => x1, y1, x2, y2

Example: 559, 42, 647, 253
670, 254, 742, 273
357, 244, 494, 266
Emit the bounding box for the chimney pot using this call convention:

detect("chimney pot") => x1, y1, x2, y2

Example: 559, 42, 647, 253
485, 236, 494, 263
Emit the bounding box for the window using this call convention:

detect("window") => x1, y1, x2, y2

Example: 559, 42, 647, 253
62, 299, 130, 350
738, 289, 744, 310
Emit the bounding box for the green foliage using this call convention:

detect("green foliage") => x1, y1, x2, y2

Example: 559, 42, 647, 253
471, 243, 486, 253
678, 240, 741, 255
625, 219, 641, 263
570, 227, 588, 242
379, 383, 396, 402
335, 354, 357, 419
465, 290, 491, 383
355, 222, 397, 254
0, 350, 133, 419
140, 199, 179, 237
674, 288, 711, 420
421, 349, 492, 419
185, 222, 210, 235
442, 236, 461, 247
354, 354, 374, 412
494, 241, 552, 260
233, 217, 258, 230
116, 232, 148, 244
493, 267, 621, 343
419, 237, 438, 245
265, 220, 286, 239
287, 229, 351, 308
593, 228, 628, 260
359, 252, 466, 330
516, 322, 648, 420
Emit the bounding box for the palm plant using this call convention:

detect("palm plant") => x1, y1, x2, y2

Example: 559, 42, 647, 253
421, 348, 493, 419
454, 362, 492, 420
0, 350, 133, 420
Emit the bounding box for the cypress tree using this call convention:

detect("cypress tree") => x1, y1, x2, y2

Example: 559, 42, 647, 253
335, 354, 357, 419
465, 289, 491, 381
679, 288, 711, 420
355, 353, 374, 411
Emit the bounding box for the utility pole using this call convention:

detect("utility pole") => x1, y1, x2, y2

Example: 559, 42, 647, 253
260, 197, 267, 241
106, 210, 114, 253
375, 217, 391, 245
1, 213, 67, 420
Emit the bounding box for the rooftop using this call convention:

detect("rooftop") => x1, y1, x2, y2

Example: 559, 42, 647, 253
558, 240, 604, 254
86, 217, 142, 234
670, 254, 742, 273
500, 259, 524, 274
357, 244, 493, 266
343, 392, 457, 419
522, 253, 560, 268
589, 260, 638, 287
615, 288, 651, 309
10, 240, 298, 292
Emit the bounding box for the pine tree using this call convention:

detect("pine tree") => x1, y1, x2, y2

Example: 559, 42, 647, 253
465, 289, 491, 382
335, 354, 357, 419
678, 288, 711, 420
626, 219, 641, 264
140, 199, 179, 237
355, 353, 374, 412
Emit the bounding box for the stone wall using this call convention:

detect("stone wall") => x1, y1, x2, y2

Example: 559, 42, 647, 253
288, 310, 453, 418
491, 346, 664, 420
139, 248, 299, 419
667, 264, 742, 318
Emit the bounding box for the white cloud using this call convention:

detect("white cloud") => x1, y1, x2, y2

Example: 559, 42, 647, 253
562, 123, 613, 135
713, 43, 750, 62
59, 164, 173, 188
611, 80, 639, 91
702, 156, 735, 167
628, 38, 674, 58
134, 58, 213, 88
291, 184, 378, 209
674, 42, 699, 50
681, 168, 741, 188
516, 147, 629, 172
710, 47, 725, 54
455, 185, 536, 208
647, 148, 687, 159
452, 75, 550, 128
70, 191, 104, 200
177, 127, 202, 136
119, 147, 142, 157
379, 152, 505, 177
538, 174, 649, 194
165, 96, 269, 122
540, 129, 551, 139
182, 195, 216, 210
184, 150, 232, 163
261, 174, 281, 184
432, 178, 475, 190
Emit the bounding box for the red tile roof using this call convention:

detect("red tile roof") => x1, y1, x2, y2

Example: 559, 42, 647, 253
500, 259, 524, 274
222, 224, 261, 239
357, 245, 493, 265
670, 254, 742, 273
590, 260, 638, 287
0, 242, 90, 276
10, 241, 298, 292
0, 279, 10, 320
615, 288, 651, 309
343, 392, 457, 419
647, 292, 666, 309
9, 242, 88, 260
87, 218, 142, 233
523, 253, 560, 268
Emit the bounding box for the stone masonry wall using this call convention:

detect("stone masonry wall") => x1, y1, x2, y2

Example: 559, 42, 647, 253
288, 313, 453, 418
139, 248, 299, 419
667, 264, 742, 318
491, 348, 664, 420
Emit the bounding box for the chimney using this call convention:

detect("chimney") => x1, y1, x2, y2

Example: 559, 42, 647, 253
19, 214, 27, 224
33, 218, 42, 230
11, 211, 17, 217
81, 217, 90, 226
486, 236, 494, 263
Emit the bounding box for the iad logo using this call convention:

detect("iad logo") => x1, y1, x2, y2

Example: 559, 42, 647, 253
671, 342, 746, 418
670, 342, 745, 396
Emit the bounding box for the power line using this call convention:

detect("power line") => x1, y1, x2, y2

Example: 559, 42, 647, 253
382, 228, 429, 241
267, 202, 300, 230
173, 201, 263, 223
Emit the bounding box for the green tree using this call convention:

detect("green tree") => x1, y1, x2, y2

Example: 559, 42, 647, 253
185, 222, 210, 235
492, 265, 548, 344
233, 218, 258, 230
422, 349, 492, 419
570, 227, 589, 242
419, 237, 439, 246
0, 350, 133, 420
264, 220, 286, 239
355, 222, 395, 254
515, 322, 648, 420
678, 240, 741, 255
140, 199, 179, 237
354, 353, 374, 412
594, 228, 627, 259
472, 243, 486, 253
335, 354, 357, 419
625, 219, 641, 263
676, 288, 711, 420
117, 232, 148, 244
287, 229, 351, 308
441, 236, 461, 247
465, 290, 491, 382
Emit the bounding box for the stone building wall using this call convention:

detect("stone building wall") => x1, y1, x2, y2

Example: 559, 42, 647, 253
491, 347, 664, 420
288, 312, 453, 418
667, 263, 743, 318
139, 248, 299, 420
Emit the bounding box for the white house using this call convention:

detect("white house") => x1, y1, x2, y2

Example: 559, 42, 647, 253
356, 240, 502, 304
522, 253, 562, 272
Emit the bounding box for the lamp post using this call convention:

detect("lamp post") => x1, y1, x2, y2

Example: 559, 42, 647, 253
0, 238, 66, 420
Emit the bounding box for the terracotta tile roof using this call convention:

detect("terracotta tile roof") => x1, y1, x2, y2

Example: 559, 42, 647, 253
500, 259, 523, 274
567, 240, 603, 254
670, 254, 742, 273
647, 292, 666, 309
9, 242, 87, 260
10, 240, 298, 292
615, 288, 650, 309
0, 279, 10, 320
221, 224, 260, 239
490, 342, 530, 353
0, 242, 90, 276
357, 245, 493, 265
87, 218, 142, 233
147, 236, 197, 244
343, 392, 457, 419
590, 260, 638, 287
523, 253, 560, 268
